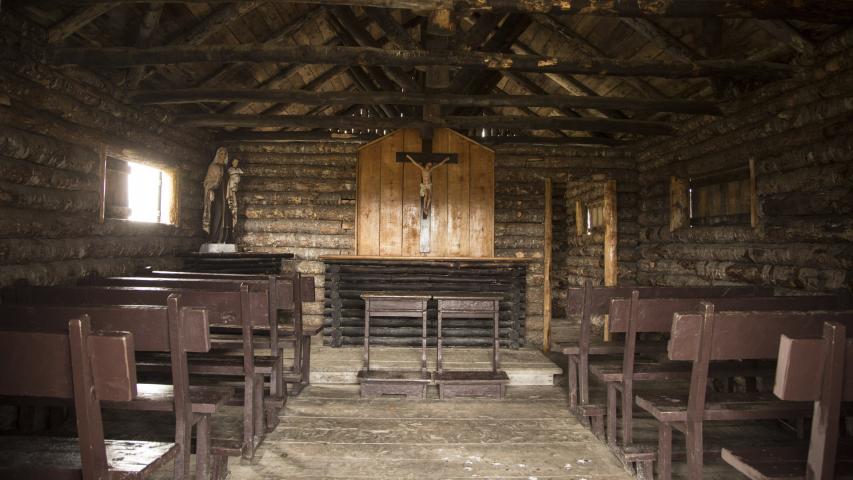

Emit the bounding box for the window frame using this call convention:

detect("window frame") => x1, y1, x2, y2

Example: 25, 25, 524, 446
99, 146, 180, 227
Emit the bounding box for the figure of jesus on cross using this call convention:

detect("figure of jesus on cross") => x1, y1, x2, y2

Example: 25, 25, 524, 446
405, 154, 452, 219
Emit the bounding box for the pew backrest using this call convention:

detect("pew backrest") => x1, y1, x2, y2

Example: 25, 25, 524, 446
774, 327, 853, 402
6, 284, 257, 327
567, 284, 774, 317
610, 294, 847, 333
146, 270, 316, 303
668, 310, 853, 361
0, 318, 136, 402
0, 303, 210, 353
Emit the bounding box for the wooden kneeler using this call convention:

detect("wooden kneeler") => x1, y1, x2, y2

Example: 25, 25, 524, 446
358, 293, 432, 399
434, 293, 509, 399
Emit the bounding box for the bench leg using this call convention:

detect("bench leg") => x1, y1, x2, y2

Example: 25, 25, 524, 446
657, 422, 672, 480
241, 373, 258, 460
686, 420, 703, 480
210, 455, 229, 480
590, 414, 605, 439
568, 355, 578, 411
175, 411, 192, 479
195, 414, 210, 480
635, 459, 654, 480
300, 335, 312, 390
254, 373, 265, 443
269, 347, 285, 402
607, 382, 618, 448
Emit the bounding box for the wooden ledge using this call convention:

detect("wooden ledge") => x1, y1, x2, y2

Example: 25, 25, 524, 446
320, 255, 531, 263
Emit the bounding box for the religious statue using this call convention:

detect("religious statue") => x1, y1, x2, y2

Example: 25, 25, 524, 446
226, 158, 243, 232
202, 147, 228, 234
405, 154, 452, 218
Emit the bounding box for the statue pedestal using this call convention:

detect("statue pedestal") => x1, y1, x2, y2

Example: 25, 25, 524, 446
199, 243, 238, 254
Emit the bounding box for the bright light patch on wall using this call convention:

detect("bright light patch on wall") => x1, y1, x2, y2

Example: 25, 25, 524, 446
127, 161, 175, 224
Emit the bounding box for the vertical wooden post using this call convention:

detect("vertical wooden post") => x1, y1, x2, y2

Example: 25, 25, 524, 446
98, 144, 107, 223
543, 178, 553, 352
670, 176, 690, 231
574, 200, 584, 236
602, 180, 618, 341
749, 158, 759, 228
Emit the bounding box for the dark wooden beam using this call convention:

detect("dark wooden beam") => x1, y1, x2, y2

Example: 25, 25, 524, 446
530, 14, 667, 100
481, 135, 630, 147
328, 6, 421, 92
175, 113, 676, 135
620, 18, 703, 61
193, 6, 326, 88
758, 20, 816, 56
217, 130, 378, 144
346, 67, 400, 117
165, 2, 265, 46
47, 4, 117, 44
49, 45, 796, 79
135, 88, 721, 114
126, 4, 163, 88
365, 7, 420, 50
33, 1, 853, 22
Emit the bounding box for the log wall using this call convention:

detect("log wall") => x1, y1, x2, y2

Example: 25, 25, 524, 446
233, 141, 635, 345
634, 47, 853, 294
0, 14, 210, 286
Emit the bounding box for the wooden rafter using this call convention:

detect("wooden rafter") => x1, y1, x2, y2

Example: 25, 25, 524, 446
175, 113, 676, 135
47, 4, 117, 44
32, 0, 853, 23
48, 45, 798, 79
129, 89, 721, 114
126, 4, 164, 88
620, 18, 703, 62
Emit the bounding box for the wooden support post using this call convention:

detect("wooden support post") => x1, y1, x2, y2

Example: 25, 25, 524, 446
543, 178, 553, 352
602, 179, 617, 341
749, 157, 759, 228
670, 176, 690, 231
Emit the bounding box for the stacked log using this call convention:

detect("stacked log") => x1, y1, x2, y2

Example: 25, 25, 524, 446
634, 46, 853, 293
0, 17, 209, 287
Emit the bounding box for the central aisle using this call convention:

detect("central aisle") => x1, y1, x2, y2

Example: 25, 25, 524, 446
229, 385, 634, 479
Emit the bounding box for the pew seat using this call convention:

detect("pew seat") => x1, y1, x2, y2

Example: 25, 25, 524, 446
721, 443, 853, 480
0, 436, 179, 480
102, 383, 232, 415
635, 391, 813, 423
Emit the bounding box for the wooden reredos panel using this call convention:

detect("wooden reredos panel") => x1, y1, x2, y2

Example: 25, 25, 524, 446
356, 128, 495, 257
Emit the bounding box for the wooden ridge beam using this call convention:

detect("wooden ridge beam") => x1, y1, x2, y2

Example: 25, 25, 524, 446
130, 88, 721, 114
50, 44, 798, 79
47, 4, 117, 44
481, 135, 630, 147
175, 113, 676, 135
32, 1, 853, 22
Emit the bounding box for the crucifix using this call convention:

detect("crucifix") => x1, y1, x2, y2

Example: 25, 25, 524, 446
396, 136, 458, 253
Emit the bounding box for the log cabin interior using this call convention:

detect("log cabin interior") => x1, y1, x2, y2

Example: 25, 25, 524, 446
0, 1, 852, 479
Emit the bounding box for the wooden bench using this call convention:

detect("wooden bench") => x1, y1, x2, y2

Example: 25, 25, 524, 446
561, 282, 772, 427
4, 283, 269, 460
636, 306, 853, 480
597, 293, 847, 449
0, 296, 232, 480
0, 316, 178, 479
358, 292, 432, 398
434, 293, 509, 399
141, 270, 318, 395
722, 321, 853, 480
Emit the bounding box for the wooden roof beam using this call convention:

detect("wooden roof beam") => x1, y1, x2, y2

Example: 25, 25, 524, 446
365, 7, 420, 50
175, 113, 677, 136
758, 20, 816, 56
619, 18, 704, 61
34, 1, 853, 22
126, 4, 163, 89
49, 46, 798, 79
47, 4, 118, 44
530, 14, 668, 100
132, 88, 722, 114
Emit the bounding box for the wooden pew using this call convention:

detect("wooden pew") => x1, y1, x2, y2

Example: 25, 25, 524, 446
3, 283, 268, 460
722, 321, 853, 480
598, 293, 847, 448
0, 316, 178, 479
85, 274, 307, 397
561, 282, 772, 426
635, 306, 853, 480
0, 296, 232, 480
141, 270, 319, 394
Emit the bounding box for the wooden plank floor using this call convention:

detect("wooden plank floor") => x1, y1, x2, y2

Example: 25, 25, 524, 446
227, 385, 635, 479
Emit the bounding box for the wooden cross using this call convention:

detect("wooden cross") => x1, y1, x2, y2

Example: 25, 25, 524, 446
396, 146, 458, 253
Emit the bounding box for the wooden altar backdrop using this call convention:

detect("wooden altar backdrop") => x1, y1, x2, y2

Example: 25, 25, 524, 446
356, 128, 495, 257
